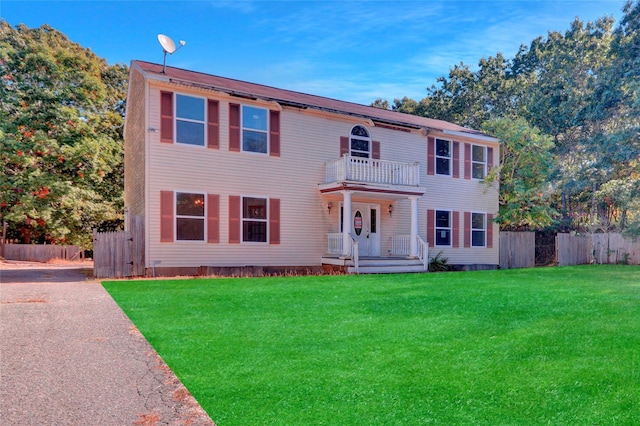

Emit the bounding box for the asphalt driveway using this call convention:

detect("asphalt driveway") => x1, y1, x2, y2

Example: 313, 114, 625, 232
0, 261, 214, 425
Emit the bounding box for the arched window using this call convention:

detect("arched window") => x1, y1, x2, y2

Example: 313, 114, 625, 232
350, 125, 371, 158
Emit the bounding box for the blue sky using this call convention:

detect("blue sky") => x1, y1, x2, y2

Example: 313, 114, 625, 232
0, 0, 626, 105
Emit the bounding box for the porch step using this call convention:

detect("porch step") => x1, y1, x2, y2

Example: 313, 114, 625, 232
322, 256, 427, 274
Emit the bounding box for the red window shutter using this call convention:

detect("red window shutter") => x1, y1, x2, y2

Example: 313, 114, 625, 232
270, 110, 280, 157
228, 195, 241, 244
427, 209, 434, 247
452, 211, 460, 248
487, 147, 494, 172
487, 213, 493, 248
464, 211, 471, 247
427, 137, 435, 175
207, 194, 220, 243
160, 91, 173, 144
160, 191, 174, 242
464, 143, 471, 180
229, 103, 241, 152
340, 136, 349, 156
372, 141, 380, 159
207, 100, 219, 149
269, 198, 280, 245
453, 142, 460, 179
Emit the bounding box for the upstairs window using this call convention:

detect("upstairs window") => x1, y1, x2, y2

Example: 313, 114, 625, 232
435, 210, 451, 246
472, 145, 487, 179
350, 125, 371, 158
471, 212, 486, 247
176, 95, 205, 146
242, 106, 268, 153
435, 138, 451, 176
242, 197, 268, 242
176, 192, 205, 241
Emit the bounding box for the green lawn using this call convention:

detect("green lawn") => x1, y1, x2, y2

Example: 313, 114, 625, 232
103, 265, 640, 425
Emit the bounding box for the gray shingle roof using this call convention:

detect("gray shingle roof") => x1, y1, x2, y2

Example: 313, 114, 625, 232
132, 60, 495, 140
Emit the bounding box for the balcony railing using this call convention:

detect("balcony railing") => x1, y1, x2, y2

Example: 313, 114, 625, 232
325, 155, 420, 186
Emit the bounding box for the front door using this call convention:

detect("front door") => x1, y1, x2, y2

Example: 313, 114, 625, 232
350, 203, 380, 257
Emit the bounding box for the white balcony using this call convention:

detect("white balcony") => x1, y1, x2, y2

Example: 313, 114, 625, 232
325, 155, 420, 186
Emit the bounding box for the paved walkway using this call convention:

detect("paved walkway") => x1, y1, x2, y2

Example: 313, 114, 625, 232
0, 261, 214, 425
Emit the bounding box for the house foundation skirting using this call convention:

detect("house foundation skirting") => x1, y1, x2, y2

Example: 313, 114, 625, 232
144, 263, 497, 278
145, 265, 325, 278
450, 264, 498, 271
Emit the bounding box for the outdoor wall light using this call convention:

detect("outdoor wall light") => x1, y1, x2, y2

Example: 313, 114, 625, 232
327, 201, 333, 213
388, 204, 393, 216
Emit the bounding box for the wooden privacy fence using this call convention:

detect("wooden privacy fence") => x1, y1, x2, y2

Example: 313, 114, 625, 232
2, 244, 83, 262
93, 215, 144, 278
556, 233, 640, 266
499, 231, 535, 269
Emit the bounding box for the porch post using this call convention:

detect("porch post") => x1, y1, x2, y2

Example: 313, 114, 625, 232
342, 191, 352, 257
409, 196, 418, 257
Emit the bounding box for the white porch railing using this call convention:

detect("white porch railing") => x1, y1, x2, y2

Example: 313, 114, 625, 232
391, 234, 429, 271
350, 234, 359, 274
327, 233, 343, 254
326, 155, 420, 186
326, 232, 359, 273
391, 235, 411, 255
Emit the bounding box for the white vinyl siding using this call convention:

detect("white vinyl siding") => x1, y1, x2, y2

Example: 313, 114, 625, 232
142, 84, 499, 268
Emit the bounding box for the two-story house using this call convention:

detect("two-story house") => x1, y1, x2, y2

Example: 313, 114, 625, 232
124, 60, 499, 276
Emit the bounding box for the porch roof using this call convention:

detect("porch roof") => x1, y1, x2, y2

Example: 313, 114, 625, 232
319, 182, 426, 199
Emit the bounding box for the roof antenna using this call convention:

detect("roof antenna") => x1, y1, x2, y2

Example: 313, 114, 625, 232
157, 34, 186, 74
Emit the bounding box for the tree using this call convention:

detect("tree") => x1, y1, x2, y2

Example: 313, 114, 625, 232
400, 3, 640, 234
370, 98, 390, 109
0, 22, 128, 247
482, 118, 557, 230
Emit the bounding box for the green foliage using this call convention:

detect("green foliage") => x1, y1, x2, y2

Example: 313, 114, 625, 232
370, 98, 390, 109
482, 118, 558, 230
104, 266, 640, 425
0, 22, 128, 246
397, 2, 640, 233
428, 250, 450, 272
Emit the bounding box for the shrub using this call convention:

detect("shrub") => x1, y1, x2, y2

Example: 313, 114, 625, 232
428, 251, 451, 272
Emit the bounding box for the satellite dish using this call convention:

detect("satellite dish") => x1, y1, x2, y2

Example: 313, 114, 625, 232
157, 34, 186, 73
158, 34, 177, 54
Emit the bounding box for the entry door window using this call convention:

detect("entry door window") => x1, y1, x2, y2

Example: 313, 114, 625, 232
353, 210, 364, 236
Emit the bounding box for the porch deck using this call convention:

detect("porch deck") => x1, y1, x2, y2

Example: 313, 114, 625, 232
321, 255, 427, 274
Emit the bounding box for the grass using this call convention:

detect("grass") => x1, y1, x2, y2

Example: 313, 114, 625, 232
103, 265, 640, 425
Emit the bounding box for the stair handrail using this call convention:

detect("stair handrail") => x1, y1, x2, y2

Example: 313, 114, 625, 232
416, 235, 429, 271
350, 233, 359, 274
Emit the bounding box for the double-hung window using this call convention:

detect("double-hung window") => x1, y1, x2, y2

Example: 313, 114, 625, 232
176, 95, 205, 146
472, 145, 487, 179
176, 192, 205, 241
242, 197, 268, 242
242, 106, 268, 153
435, 138, 451, 176
471, 212, 486, 247
435, 210, 451, 246
350, 125, 371, 158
